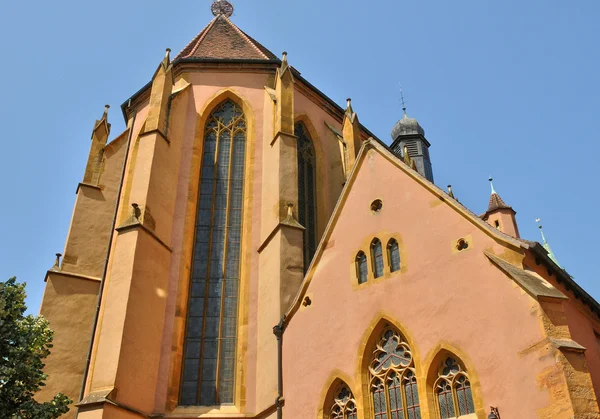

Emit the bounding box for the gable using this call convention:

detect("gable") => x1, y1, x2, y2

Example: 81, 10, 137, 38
285, 140, 530, 322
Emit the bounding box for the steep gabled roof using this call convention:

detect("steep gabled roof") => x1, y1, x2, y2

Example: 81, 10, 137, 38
175, 15, 279, 61
283, 139, 600, 324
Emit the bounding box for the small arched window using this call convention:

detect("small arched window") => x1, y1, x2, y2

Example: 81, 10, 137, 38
371, 239, 384, 278
369, 328, 421, 419
435, 357, 475, 418
329, 383, 357, 419
387, 239, 401, 273
356, 252, 368, 284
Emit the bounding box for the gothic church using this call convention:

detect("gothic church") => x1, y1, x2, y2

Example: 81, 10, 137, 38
37, 2, 600, 418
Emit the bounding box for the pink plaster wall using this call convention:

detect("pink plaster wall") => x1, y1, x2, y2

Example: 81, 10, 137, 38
283, 149, 556, 418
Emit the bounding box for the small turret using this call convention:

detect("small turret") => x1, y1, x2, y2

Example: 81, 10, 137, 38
482, 178, 520, 238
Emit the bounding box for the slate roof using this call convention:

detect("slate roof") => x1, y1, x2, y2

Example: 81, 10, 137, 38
175, 15, 279, 61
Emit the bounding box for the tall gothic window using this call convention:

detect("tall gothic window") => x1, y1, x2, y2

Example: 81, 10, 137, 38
356, 251, 368, 284
369, 328, 421, 419
387, 239, 401, 273
434, 357, 475, 418
180, 99, 246, 406
329, 383, 358, 419
371, 239, 384, 278
295, 122, 317, 273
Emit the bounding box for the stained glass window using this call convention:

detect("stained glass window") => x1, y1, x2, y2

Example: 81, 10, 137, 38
180, 99, 246, 406
329, 383, 358, 419
434, 357, 475, 418
295, 122, 317, 273
388, 239, 401, 273
369, 328, 421, 419
372, 239, 384, 278
356, 252, 368, 284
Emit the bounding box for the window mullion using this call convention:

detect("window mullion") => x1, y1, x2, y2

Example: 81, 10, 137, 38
215, 124, 236, 403
196, 124, 221, 404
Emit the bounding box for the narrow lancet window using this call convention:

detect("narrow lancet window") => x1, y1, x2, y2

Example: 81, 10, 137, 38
181, 99, 246, 406
295, 122, 317, 273
371, 238, 384, 278
435, 357, 475, 418
369, 328, 421, 418
329, 383, 358, 419
356, 252, 368, 284
387, 239, 401, 273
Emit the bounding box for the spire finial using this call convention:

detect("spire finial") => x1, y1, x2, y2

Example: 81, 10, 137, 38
400, 85, 407, 116
211, 0, 234, 17
102, 104, 110, 119
489, 177, 496, 194
536, 218, 548, 245
536, 218, 561, 267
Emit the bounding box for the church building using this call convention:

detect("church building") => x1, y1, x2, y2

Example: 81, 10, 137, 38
36, 1, 600, 418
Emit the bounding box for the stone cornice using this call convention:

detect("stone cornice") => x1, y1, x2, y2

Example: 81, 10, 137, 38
116, 221, 172, 253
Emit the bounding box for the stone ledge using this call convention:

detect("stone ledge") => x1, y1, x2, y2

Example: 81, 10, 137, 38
270, 130, 297, 147
139, 128, 170, 145
116, 221, 172, 253
44, 269, 101, 283
257, 221, 304, 254
76, 182, 102, 194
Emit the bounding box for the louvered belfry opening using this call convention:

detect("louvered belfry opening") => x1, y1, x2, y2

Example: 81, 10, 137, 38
295, 122, 317, 273
181, 99, 246, 406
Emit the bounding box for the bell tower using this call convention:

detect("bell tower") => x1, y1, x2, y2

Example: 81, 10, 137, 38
390, 107, 434, 182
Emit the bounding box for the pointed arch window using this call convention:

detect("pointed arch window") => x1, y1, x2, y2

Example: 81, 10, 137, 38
295, 122, 317, 273
371, 239, 384, 278
369, 328, 421, 419
180, 99, 246, 406
356, 251, 368, 284
434, 357, 475, 418
329, 383, 358, 419
387, 239, 401, 273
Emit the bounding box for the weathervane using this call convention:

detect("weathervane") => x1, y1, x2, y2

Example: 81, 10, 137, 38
211, 0, 234, 17
400, 85, 407, 116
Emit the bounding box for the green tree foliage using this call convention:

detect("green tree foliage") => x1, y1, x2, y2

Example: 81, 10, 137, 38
0, 277, 71, 418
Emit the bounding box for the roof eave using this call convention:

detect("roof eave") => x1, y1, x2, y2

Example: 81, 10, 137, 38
527, 241, 600, 317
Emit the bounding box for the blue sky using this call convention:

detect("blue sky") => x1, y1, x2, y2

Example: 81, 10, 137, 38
0, 0, 598, 313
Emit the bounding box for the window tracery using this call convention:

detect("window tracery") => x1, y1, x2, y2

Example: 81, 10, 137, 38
387, 239, 401, 273
369, 328, 421, 419
434, 357, 475, 418
180, 99, 246, 406
329, 383, 358, 419
356, 251, 368, 284
371, 239, 384, 278
295, 122, 317, 273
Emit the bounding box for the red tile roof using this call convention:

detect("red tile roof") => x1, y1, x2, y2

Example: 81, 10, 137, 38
175, 15, 278, 61
483, 192, 514, 219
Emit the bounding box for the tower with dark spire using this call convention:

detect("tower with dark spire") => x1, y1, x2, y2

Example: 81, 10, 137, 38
482, 178, 520, 238
390, 103, 434, 182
